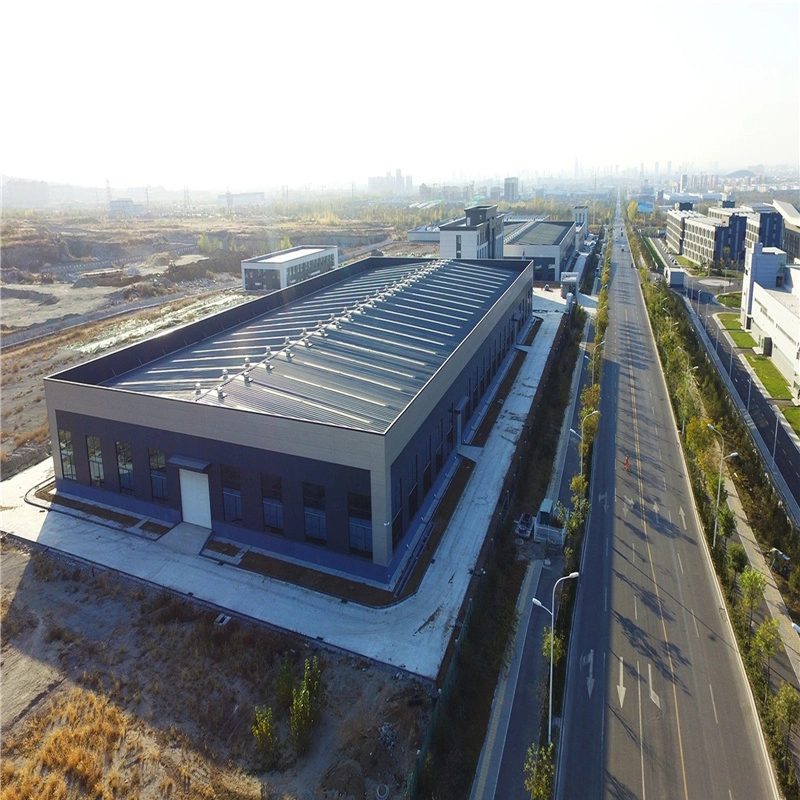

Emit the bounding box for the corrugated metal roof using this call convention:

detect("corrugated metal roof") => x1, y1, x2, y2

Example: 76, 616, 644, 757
106, 259, 521, 433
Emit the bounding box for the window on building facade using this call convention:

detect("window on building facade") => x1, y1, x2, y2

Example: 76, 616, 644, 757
221, 465, 243, 522
447, 404, 455, 448
408, 457, 419, 519
434, 419, 444, 471
423, 436, 432, 494
58, 429, 77, 481
86, 436, 104, 487
303, 482, 326, 543
391, 477, 403, 549
348, 492, 372, 556
116, 441, 134, 493
261, 473, 283, 533
456, 234, 462, 258
149, 448, 167, 501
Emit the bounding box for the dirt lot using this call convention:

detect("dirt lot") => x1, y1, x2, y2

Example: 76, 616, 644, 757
0, 219, 437, 480
0, 538, 429, 799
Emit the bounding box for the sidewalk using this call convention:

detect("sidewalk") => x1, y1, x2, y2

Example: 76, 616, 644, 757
469, 316, 592, 799
725, 472, 800, 688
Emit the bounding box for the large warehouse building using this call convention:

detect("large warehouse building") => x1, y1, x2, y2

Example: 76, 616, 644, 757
45, 256, 533, 585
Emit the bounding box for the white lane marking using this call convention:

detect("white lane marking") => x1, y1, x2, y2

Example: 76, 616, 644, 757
692, 609, 700, 638
634, 594, 638, 621
648, 663, 661, 709
663, 476, 667, 492
677, 553, 684, 575
638, 660, 646, 800
668, 509, 672, 524
632, 541, 635, 562
709, 684, 719, 725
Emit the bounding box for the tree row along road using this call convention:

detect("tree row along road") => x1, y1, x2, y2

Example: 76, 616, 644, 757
556, 210, 778, 799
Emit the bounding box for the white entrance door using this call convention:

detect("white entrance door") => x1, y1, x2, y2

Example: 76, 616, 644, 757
179, 469, 211, 528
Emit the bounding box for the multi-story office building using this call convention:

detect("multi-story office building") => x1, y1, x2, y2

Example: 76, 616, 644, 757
241, 246, 339, 292
774, 200, 800, 263
683, 216, 727, 267
666, 209, 701, 255
745, 208, 783, 252
439, 206, 504, 260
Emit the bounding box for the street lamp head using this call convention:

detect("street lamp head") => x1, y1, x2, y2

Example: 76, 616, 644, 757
569, 428, 580, 439
707, 422, 718, 433
532, 597, 544, 609
587, 410, 600, 419
568, 571, 580, 579
726, 451, 739, 460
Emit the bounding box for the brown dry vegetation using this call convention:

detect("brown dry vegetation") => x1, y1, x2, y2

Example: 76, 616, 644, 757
1, 539, 429, 800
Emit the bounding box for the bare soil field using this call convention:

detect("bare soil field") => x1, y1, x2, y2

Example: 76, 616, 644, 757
0, 538, 429, 799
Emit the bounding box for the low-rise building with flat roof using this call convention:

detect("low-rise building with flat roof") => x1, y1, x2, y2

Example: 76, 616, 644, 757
503, 220, 576, 281
242, 246, 339, 292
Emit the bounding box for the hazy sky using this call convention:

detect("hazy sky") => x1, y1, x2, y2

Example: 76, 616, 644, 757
3, 0, 798, 192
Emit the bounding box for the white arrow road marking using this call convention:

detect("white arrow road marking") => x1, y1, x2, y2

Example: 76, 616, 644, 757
598, 491, 608, 513
679, 507, 687, 530
623, 496, 634, 518
581, 649, 595, 698
617, 656, 626, 707
652, 501, 660, 521
648, 663, 661, 709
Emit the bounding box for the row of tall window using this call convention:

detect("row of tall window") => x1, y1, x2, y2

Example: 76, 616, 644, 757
57, 430, 372, 556
58, 430, 167, 501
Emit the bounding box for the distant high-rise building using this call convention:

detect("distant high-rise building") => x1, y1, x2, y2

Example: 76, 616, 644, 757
504, 177, 519, 203
655, 162, 659, 175
406, 175, 412, 193
667, 160, 672, 176
396, 169, 403, 195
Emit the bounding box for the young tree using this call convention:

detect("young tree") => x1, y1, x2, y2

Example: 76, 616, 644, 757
754, 617, 780, 687
542, 627, 565, 671
524, 742, 554, 800
740, 566, 767, 638
776, 682, 800, 757
728, 542, 748, 575
251, 705, 278, 760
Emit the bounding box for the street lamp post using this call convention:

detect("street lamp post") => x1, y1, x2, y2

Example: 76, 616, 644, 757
533, 571, 580, 745
708, 423, 738, 548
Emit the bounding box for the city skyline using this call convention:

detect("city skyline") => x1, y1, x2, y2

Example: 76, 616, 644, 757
3, 0, 798, 193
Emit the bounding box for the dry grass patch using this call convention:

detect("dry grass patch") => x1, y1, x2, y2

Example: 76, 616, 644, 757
2, 687, 129, 800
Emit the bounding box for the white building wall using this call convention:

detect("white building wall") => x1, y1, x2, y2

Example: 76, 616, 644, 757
749, 284, 800, 389
440, 230, 479, 259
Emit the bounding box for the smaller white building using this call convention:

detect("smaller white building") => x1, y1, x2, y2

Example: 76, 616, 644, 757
242, 246, 339, 292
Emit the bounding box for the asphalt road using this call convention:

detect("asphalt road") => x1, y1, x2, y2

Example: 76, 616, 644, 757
556, 212, 778, 799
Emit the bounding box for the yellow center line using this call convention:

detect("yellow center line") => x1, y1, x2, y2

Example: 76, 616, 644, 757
628, 351, 689, 800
